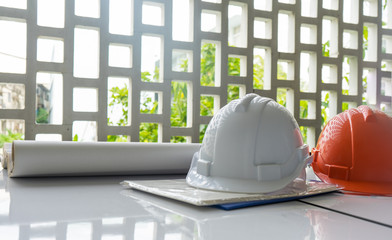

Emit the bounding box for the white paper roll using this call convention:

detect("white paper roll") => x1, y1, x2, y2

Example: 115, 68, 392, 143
8, 140, 200, 177
1, 142, 12, 169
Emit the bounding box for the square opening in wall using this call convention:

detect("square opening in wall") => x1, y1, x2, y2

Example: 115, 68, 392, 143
343, 0, 359, 24
382, 35, 392, 54
202, 0, 222, 3
0, 83, 25, 109
362, 68, 377, 105
0, 119, 24, 142
300, 52, 317, 92
343, 30, 358, 49
254, 47, 271, 90
321, 90, 337, 128
139, 122, 160, 142
72, 121, 97, 142
228, 2, 248, 48
0, 18, 26, 74
228, 84, 245, 103
37, 37, 64, 63
322, 64, 337, 83
278, 0, 295, 4
200, 41, 221, 87
109, 44, 132, 68
141, 35, 163, 82
75, 0, 100, 18
36, 134, 62, 141
74, 27, 100, 79
301, 0, 317, 18
172, 49, 193, 72
363, 23, 378, 62
171, 136, 191, 143
342, 56, 358, 96
140, 91, 161, 114
381, 78, 392, 96
300, 24, 317, 44
299, 126, 315, 149
382, 1, 392, 29
277, 60, 294, 80
107, 135, 130, 142
201, 10, 221, 33
381, 60, 392, 72
363, 0, 378, 17
322, 0, 339, 10
342, 102, 357, 111
73, 87, 98, 112
171, 81, 191, 127
277, 88, 294, 114
0, 0, 26, 9
299, 100, 316, 119
108, 77, 130, 126
142, 2, 164, 26
36, 72, 63, 124
381, 102, 392, 112
278, 11, 295, 53
172, 0, 193, 42
37, 0, 65, 28
109, 0, 133, 36
254, 18, 272, 39
254, 0, 272, 11
200, 95, 218, 116
322, 17, 338, 58
228, 55, 246, 77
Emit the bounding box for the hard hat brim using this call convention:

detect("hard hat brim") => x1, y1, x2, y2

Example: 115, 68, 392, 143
313, 170, 392, 196
186, 151, 312, 194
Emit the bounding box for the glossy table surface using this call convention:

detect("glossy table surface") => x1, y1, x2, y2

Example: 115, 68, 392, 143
1, 168, 391, 240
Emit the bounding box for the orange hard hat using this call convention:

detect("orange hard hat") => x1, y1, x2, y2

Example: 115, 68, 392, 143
312, 105, 392, 196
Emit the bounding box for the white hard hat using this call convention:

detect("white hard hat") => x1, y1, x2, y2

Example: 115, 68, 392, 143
186, 93, 313, 193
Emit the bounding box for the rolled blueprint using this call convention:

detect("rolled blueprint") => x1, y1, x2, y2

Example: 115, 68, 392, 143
7, 140, 200, 177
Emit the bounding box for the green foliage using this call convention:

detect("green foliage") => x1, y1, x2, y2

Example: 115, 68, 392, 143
277, 88, 287, 107
299, 100, 308, 119
363, 25, 368, 59
200, 96, 214, 116
299, 126, 308, 144
342, 102, 349, 111
108, 84, 129, 126
139, 123, 158, 142
253, 55, 264, 89
228, 57, 241, 76
227, 85, 240, 103
277, 63, 288, 80
140, 96, 158, 114
320, 40, 332, 128
180, 59, 189, 72
322, 40, 330, 57
0, 129, 23, 148
171, 82, 188, 127
362, 74, 368, 105
321, 92, 330, 128
200, 43, 216, 86
36, 107, 49, 124
106, 42, 323, 144
199, 125, 208, 143
171, 136, 187, 143
107, 135, 128, 142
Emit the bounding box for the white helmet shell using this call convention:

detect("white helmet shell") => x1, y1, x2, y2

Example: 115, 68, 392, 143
186, 94, 312, 193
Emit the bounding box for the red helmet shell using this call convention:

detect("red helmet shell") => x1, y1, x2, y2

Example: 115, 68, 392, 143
312, 105, 392, 196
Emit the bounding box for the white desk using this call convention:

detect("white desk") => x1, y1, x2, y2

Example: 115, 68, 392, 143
0, 169, 391, 240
